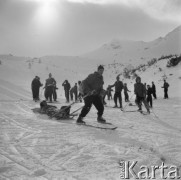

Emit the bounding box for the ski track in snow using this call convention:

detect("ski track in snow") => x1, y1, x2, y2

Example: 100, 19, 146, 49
0, 97, 181, 179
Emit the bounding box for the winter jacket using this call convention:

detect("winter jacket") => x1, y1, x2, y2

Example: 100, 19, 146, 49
111, 81, 123, 92
162, 82, 169, 89
124, 86, 130, 93
134, 82, 146, 98
31, 78, 42, 90
147, 87, 153, 97
70, 85, 78, 93
81, 71, 104, 95
62, 82, 71, 92
45, 78, 56, 87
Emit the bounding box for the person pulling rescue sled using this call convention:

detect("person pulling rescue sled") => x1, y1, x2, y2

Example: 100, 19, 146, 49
110, 75, 124, 109
134, 76, 150, 113
76, 65, 106, 124
152, 81, 157, 99
62, 80, 71, 103
123, 83, 131, 102
44, 73, 56, 103
162, 79, 169, 99
31, 76, 43, 101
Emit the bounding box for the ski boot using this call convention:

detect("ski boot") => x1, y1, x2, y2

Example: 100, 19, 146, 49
97, 116, 106, 123
147, 109, 150, 114
137, 108, 142, 111
76, 116, 85, 124
120, 106, 123, 111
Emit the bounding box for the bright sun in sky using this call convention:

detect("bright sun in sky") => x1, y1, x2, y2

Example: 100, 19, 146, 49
31, 0, 60, 29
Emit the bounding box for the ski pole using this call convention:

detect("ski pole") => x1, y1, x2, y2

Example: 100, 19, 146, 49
122, 93, 135, 111
50, 91, 92, 118
69, 106, 84, 116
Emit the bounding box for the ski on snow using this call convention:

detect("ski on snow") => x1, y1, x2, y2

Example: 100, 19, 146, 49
123, 110, 150, 115
76, 122, 117, 130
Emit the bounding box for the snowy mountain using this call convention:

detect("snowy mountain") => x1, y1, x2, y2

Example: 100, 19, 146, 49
82, 25, 181, 65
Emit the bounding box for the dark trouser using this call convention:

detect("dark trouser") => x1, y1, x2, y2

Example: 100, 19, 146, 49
78, 93, 82, 102
53, 89, 57, 101
70, 91, 73, 101
147, 95, 152, 107
45, 86, 54, 102
32, 87, 40, 100
32, 88, 36, 99
114, 91, 122, 107
164, 89, 168, 99
107, 92, 112, 100
124, 92, 129, 102
152, 91, 157, 99
136, 96, 149, 110
74, 92, 78, 101
65, 90, 70, 102
80, 95, 104, 118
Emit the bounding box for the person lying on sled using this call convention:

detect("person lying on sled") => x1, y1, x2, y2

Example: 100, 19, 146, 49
32, 100, 71, 120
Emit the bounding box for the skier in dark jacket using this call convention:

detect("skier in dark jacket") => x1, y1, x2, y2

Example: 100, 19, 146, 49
152, 81, 157, 99
110, 75, 124, 109
146, 85, 153, 108
162, 80, 169, 99
62, 80, 71, 102
31, 76, 43, 101
134, 76, 150, 113
70, 83, 78, 101
44, 73, 56, 102
76, 65, 106, 124
123, 83, 131, 102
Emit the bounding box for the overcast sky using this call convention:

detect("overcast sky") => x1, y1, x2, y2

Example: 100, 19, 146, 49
0, 0, 180, 57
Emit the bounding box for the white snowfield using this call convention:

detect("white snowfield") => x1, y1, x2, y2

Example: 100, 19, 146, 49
0, 54, 181, 180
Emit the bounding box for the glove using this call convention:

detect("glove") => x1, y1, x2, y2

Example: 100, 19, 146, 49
92, 90, 97, 95
88, 90, 96, 95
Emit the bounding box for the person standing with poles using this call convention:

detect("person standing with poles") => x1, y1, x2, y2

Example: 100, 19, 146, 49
31, 76, 43, 101
123, 83, 131, 102
76, 65, 106, 124
70, 83, 78, 101
45, 73, 56, 103
152, 81, 157, 99
134, 76, 150, 113
146, 84, 153, 108
162, 79, 169, 99
110, 75, 124, 109
106, 85, 113, 100
62, 80, 71, 103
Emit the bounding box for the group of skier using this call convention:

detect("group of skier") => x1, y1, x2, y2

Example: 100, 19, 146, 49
31, 65, 169, 124
31, 73, 57, 102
